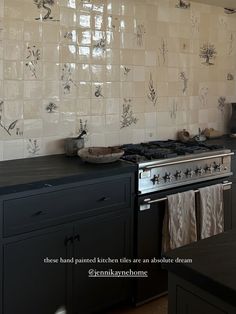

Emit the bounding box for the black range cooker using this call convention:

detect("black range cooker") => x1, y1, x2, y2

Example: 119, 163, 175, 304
121, 140, 234, 304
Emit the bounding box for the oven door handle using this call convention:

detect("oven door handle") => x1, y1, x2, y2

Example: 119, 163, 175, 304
139, 181, 232, 210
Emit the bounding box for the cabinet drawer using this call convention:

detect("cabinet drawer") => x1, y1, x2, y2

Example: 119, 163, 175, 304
3, 177, 131, 237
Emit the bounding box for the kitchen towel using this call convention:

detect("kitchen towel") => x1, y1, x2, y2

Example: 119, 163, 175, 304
162, 190, 197, 252
199, 184, 224, 239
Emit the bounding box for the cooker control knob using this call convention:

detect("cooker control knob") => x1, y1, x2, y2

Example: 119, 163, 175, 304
163, 173, 173, 182
185, 169, 195, 177
151, 174, 161, 185
196, 168, 205, 176
175, 170, 184, 179
205, 165, 214, 173
214, 163, 224, 172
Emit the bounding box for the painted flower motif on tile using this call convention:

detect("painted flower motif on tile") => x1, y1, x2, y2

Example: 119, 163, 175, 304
218, 97, 229, 113
176, 0, 190, 9
0, 100, 18, 136
147, 73, 158, 106
93, 37, 106, 53
136, 24, 146, 47
46, 102, 58, 113
199, 43, 217, 65
199, 87, 209, 107
227, 73, 234, 81
170, 101, 177, 120
179, 71, 188, 94
64, 32, 73, 41
61, 63, 77, 94
120, 98, 138, 129
25, 45, 41, 79
27, 139, 40, 156
158, 38, 168, 65
34, 0, 58, 21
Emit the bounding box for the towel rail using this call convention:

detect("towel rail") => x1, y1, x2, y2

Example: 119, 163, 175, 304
141, 181, 232, 206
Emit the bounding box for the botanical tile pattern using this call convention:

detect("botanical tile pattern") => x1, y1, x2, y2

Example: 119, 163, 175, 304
147, 73, 158, 106
26, 138, 41, 157
120, 98, 138, 129
199, 43, 217, 65
0, 0, 235, 160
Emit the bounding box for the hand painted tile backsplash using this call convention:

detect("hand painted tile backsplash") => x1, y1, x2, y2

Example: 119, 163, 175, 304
0, 0, 236, 160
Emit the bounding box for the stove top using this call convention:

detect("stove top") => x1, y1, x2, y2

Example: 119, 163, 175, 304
121, 140, 233, 194
121, 140, 225, 163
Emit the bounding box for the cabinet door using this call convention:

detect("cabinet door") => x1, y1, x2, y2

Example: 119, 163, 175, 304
177, 287, 226, 314
73, 211, 132, 314
3, 226, 72, 314
136, 202, 168, 304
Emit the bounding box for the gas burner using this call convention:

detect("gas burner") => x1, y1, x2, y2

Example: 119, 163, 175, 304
122, 140, 225, 163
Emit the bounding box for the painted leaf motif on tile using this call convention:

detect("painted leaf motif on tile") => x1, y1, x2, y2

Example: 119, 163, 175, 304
120, 98, 138, 129
0, 101, 19, 136
218, 97, 228, 113
25, 45, 41, 79
147, 73, 158, 106
61, 64, 77, 94
136, 25, 146, 47
159, 38, 168, 65
27, 139, 40, 156
170, 101, 177, 120
179, 71, 188, 94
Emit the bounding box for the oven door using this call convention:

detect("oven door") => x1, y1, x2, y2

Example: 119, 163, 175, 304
135, 178, 232, 305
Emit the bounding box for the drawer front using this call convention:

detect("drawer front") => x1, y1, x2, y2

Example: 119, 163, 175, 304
4, 177, 131, 237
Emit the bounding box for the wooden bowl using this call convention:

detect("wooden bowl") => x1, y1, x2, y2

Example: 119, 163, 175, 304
78, 147, 124, 164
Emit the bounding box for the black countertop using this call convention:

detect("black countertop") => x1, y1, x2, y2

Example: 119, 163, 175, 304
206, 135, 236, 152
0, 154, 136, 195
0, 135, 235, 196
163, 229, 236, 306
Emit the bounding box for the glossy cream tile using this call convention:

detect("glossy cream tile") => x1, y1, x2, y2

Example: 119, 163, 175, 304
0, 0, 235, 160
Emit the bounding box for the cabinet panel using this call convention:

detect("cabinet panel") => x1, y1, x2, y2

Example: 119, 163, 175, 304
3, 226, 71, 314
136, 201, 167, 304
4, 177, 131, 237
73, 211, 132, 314
177, 287, 226, 314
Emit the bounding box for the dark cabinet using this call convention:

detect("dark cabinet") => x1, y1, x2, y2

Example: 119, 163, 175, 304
135, 201, 167, 304
0, 173, 134, 314
3, 226, 71, 314
73, 212, 132, 313
176, 287, 226, 314
167, 273, 236, 314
